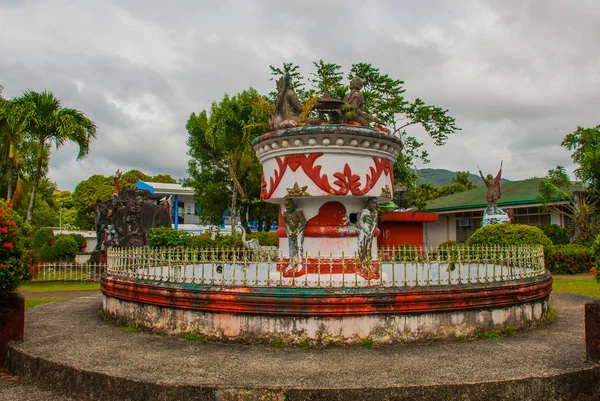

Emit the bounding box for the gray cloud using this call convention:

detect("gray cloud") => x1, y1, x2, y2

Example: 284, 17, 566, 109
1, 0, 597, 190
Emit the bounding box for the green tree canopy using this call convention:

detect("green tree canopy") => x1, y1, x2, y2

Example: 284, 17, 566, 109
16, 90, 97, 223
185, 88, 277, 230
452, 171, 477, 190
72, 174, 113, 229
562, 124, 600, 194
151, 174, 177, 184
270, 61, 459, 208
538, 166, 599, 243
120, 169, 151, 190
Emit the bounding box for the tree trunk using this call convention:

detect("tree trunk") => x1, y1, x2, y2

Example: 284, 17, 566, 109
26, 142, 44, 224
230, 190, 237, 228
257, 202, 265, 232
263, 208, 274, 233
239, 201, 251, 234
6, 158, 13, 203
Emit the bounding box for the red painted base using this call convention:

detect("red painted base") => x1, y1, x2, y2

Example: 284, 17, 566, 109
102, 273, 553, 318
0, 292, 25, 367
276, 258, 380, 280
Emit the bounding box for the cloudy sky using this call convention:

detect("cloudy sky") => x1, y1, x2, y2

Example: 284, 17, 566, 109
1, 0, 598, 191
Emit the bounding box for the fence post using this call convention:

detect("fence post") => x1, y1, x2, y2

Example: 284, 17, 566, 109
585, 300, 600, 363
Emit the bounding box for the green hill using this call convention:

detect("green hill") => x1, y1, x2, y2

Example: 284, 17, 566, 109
414, 168, 511, 186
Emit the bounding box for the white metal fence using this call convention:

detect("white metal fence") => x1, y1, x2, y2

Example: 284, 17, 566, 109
106, 245, 547, 288
30, 262, 106, 282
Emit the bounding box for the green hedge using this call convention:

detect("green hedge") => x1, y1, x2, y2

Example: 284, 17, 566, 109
546, 244, 594, 275
541, 224, 571, 245
467, 224, 554, 264
593, 235, 600, 282
40, 234, 79, 262
467, 224, 553, 248
32, 229, 88, 262
0, 199, 32, 296
148, 227, 278, 249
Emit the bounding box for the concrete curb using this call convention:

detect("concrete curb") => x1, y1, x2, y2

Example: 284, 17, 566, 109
6, 292, 600, 401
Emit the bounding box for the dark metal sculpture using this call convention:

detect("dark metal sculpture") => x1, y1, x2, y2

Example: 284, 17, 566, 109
92, 189, 171, 262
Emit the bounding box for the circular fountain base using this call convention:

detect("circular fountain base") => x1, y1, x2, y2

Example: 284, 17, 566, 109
101, 272, 552, 344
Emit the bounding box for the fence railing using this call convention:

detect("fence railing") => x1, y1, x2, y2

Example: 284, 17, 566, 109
30, 262, 106, 282
106, 245, 547, 288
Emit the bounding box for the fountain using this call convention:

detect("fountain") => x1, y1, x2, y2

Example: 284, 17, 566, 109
101, 74, 552, 345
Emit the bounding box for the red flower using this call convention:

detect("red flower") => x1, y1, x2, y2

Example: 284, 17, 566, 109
0, 227, 7, 234
6, 202, 12, 207
3, 243, 14, 249
6, 221, 16, 227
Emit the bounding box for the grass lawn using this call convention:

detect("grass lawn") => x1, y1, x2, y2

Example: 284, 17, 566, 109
19, 281, 101, 293
25, 298, 69, 309
552, 277, 600, 298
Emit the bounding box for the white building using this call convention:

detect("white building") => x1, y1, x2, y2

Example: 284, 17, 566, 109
134, 181, 205, 233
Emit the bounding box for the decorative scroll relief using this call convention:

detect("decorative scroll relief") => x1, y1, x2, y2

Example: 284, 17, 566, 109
261, 153, 394, 200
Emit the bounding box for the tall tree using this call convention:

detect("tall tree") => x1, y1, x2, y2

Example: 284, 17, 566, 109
151, 174, 177, 184
538, 166, 599, 243
72, 174, 114, 230
17, 90, 97, 223
561, 124, 600, 195
186, 88, 276, 231
0, 95, 27, 202
452, 171, 477, 190
305, 61, 459, 207
120, 169, 151, 190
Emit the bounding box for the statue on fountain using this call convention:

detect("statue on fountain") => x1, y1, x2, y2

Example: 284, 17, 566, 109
478, 161, 510, 226
357, 197, 378, 270
282, 198, 306, 273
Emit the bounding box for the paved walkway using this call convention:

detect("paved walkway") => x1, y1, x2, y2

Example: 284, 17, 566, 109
4, 292, 600, 400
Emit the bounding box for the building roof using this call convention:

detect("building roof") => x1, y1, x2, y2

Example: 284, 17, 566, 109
425, 178, 570, 213
134, 181, 193, 196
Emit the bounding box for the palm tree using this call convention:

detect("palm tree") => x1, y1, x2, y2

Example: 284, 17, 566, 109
17, 90, 97, 223
0, 96, 27, 203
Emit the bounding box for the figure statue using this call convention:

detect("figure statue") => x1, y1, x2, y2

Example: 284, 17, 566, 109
234, 224, 260, 250
113, 169, 122, 197
343, 77, 367, 126
357, 198, 378, 271
272, 73, 304, 128
342, 77, 385, 127
478, 162, 503, 215
282, 198, 306, 273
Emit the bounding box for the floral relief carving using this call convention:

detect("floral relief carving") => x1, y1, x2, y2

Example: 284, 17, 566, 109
261, 153, 394, 199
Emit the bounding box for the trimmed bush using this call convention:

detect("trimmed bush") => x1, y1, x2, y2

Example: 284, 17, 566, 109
546, 244, 594, 275
593, 235, 600, 282
70, 233, 87, 249
184, 233, 215, 249
467, 224, 554, 263
31, 227, 54, 261
148, 227, 190, 248
395, 244, 421, 261
248, 231, 279, 247
467, 224, 553, 248
541, 224, 571, 245
438, 240, 458, 250
40, 234, 79, 262
0, 199, 32, 296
